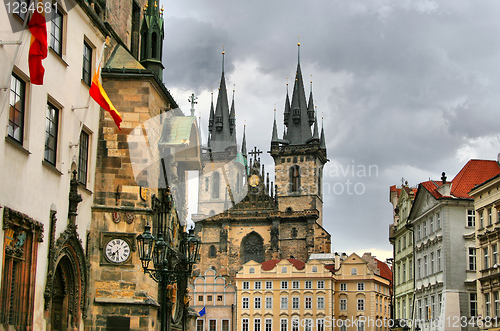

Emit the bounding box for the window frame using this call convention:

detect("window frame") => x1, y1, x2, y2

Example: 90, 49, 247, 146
317, 296, 325, 309
265, 297, 272, 309
78, 130, 90, 185
305, 296, 312, 309
8, 72, 26, 144
292, 297, 299, 309
280, 297, 288, 309
305, 280, 312, 289
82, 40, 92, 86
50, 7, 64, 56
467, 209, 475, 227
44, 102, 59, 166
357, 282, 364, 291
242, 297, 249, 309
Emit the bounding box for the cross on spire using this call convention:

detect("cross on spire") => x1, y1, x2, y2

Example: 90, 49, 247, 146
248, 146, 263, 161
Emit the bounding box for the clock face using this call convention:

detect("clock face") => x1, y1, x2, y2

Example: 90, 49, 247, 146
105, 238, 131, 264
249, 174, 260, 187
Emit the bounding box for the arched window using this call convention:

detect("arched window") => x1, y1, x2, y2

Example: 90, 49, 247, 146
209, 245, 217, 258
241, 232, 264, 264
212, 172, 220, 199
151, 32, 157, 59
351, 268, 357, 275
249, 267, 255, 274
289, 165, 300, 193
140, 32, 147, 60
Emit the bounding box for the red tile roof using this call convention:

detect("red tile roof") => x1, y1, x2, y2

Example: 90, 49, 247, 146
390, 185, 401, 197
260, 259, 305, 271
324, 264, 336, 273
451, 160, 500, 198
375, 258, 392, 283
418, 160, 500, 200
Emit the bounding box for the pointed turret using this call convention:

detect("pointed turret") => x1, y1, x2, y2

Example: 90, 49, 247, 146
307, 80, 315, 126
241, 124, 247, 158
283, 82, 290, 127
208, 48, 237, 153
311, 107, 319, 142
320, 117, 326, 150
229, 88, 236, 143
285, 42, 312, 145
140, 0, 165, 79
271, 109, 279, 145
208, 92, 214, 133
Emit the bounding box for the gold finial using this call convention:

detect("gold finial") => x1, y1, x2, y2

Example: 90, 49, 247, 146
105, 36, 110, 45
161, 5, 164, 12
297, 36, 300, 47
222, 44, 225, 55
154, 1, 157, 7
144, 4, 147, 11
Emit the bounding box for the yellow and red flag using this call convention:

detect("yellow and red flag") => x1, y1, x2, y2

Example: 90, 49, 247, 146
89, 65, 122, 130
28, 0, 48, 85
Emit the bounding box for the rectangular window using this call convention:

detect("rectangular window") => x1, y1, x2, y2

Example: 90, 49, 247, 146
13, 0, 29, 20
292, 319, 299, 331
417, 224, 421, 240
358, 321, 364, 331
292, 297, 299, 309
281, 266, 287, 273
340, 299, 347, 311
305, 297, 312, 309
340, 325, 346, 331
417, 258, 421, 279
437, 249, 441, 271
305, 281, 312, 289
486, 293, 491, 317
494, 244, 498, 266
431, 295, 435, 319
265, 319, 272, 331
207, 295, 212, 302
430, 217, 434, 233
8, 73, 26, 144
485, 247, 490, 269
304, 319, 312, 331
50, 9, 63, 55
489, 208, 493, 226
469, 247, 476, 271
44, 102, 59, 165
280, 297, 288, 309
357, 299, 364, 311
265, 297, 272, 309
254, 319, 261, 331
403, 262, 406, 282
242, 297, 249, 309
340, 283, 347, 291
467, 210, 475, 227
481, 211, 484, 228
255, 281, 261, 290
78, 131, 89, 185
403, 235, 406, 248
209, 320, 216, 331
317, 280, 324, 289
409, 259, 413, 280
357, 282, 365, 291
281, 281, 288, 289
242, 319, 249, 331
243, 281, 249, 290
280, 319, 288, 331
265, 281, 272, 289
82, 41, 92, 85
223, 320, 229, 331
430, 252, 434, 274
398, 239, 401, 252
497, 208, 500, 224
292, 281, 299, 289
495, 292, 500, 318
470, 293, 477, 317
437, 213, 441, 229
317, 297, 325, 309
317, 320, 324, 331
198, 295, 203, 302
197, 320, 204, 331
217, 295, 223, 301
254, 297, 261, 309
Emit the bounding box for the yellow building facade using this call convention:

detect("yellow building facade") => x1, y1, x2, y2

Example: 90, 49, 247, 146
334, 253, 392, 331
235, 259, 334, 331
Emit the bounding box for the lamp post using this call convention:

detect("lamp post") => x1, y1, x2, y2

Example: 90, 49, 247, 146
137, 189, 201, 331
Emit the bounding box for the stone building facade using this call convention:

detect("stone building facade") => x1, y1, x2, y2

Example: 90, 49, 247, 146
192, 46, 331, 281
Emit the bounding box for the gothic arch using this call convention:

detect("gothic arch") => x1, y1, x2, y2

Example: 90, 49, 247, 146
44, 214, 88, 329
240, 231, 264, 264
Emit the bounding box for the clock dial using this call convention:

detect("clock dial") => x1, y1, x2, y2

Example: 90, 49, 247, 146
105, 238, 131, 263
249, 174, 259, 187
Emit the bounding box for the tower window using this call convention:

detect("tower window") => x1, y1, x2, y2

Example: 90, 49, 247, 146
212, 172, 220, 199
289, 166, 300, 193
291, 227, 297, 238
209, 245, 217, 258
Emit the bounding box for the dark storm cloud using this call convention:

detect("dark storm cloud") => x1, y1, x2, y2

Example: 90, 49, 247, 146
161, 0, 500, 259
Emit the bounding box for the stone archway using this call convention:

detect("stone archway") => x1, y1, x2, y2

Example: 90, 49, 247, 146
241, 232, 264, 264
51, 256, 75, 331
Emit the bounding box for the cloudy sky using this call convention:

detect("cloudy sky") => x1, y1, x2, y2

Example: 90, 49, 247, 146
159, 0, 500, 261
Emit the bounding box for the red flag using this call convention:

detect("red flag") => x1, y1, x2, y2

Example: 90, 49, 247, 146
89, 66, 122, 130
28, 0, 47, 85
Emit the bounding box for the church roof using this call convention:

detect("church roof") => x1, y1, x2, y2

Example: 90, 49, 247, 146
105, 45, 145, 70
261, 259, 305, 271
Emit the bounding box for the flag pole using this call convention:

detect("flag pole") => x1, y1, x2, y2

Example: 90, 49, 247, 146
73, 37, 109, 146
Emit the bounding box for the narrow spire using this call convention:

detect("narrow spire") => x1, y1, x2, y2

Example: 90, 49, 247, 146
307, 78, 315, 126
241, 124, 247, 158
222, 45, 225, 73
297, 36, 300, 63
271, 108, 279, 143
208, 92, 214, 133
312, 106, 319, 141
320, 115, 326, 149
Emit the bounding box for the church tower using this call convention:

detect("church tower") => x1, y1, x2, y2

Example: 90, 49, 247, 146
196, 50, 245, 217
270, 42, 328, 226
139, 0, 164, 79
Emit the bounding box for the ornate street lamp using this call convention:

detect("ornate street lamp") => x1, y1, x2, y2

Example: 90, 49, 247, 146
136, 189, 201, 331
